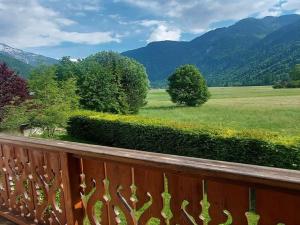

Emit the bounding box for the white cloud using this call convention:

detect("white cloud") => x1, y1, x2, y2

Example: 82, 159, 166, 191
147, 24, 181, 42
115, 0, 300, 34
281, 0, 300, 13
0, 0, 120, 48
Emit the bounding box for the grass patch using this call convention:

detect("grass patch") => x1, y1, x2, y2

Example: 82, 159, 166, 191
140, 86, 300, 137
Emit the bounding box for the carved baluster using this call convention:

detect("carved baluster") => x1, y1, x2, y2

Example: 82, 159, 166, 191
161, 174, 173, 225
245, 188, 260, 225
116, 167, 156, 225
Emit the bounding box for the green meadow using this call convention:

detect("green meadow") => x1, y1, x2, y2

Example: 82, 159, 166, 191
140, 86, 300, 137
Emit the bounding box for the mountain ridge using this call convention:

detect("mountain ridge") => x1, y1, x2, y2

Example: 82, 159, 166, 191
0, 43, 58, 67
123, 14, 300, 86
0, 43, 58, 77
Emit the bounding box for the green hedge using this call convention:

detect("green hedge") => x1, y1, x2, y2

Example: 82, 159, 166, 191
67, 112, 300, 170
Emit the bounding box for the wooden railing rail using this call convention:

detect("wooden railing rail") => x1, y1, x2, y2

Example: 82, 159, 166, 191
0, 134, 299, 225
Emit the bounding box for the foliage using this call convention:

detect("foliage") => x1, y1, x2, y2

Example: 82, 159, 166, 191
0, 63, 29, 126
55, 56, 82, 81
0, 103, 30, 131
78, 52, 149, 114
28, 66, 79, 137
167, 65, 210, 106
0, 54, 33, 77
0, 63, 29, 108
67, 111, 300, 170
272, 64, 300, 88
289, 64, 300, 81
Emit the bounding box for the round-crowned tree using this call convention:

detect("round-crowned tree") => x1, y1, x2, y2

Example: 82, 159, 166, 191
78, 52, 149, 114
167, 65, 210, 106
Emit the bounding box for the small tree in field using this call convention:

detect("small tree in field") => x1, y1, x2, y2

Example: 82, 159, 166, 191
0, 63, 29, 109
167, 65, 210, 106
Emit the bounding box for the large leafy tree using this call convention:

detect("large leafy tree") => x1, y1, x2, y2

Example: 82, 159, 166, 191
0, 63, 29, 109
78, 52, 149, 114
167, 65, 210, 106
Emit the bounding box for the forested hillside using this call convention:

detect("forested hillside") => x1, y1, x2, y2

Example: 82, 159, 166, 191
0, 53, 33, 76
123, 14, 300, 86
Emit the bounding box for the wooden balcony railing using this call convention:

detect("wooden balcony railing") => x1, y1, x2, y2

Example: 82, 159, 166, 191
0, 135, 299, 225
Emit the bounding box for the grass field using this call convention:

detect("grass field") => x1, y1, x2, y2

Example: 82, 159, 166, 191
140, 86, 300, 137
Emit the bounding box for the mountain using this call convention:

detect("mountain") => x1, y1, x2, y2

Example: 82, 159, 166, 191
0, 43, 57, 66
123, 14, 300, 86
0, 53, 33, 76
0, 43, 58, 77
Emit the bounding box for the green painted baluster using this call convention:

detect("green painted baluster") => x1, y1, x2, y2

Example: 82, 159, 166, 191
245, 188, 260, 225
114, 206, 128, 225
93, 201, 103, 224
116, 168, 156, 225
219, 210, 232, 225
146, 218, 161, 225
181, 200, 198, 225
80, 174, 96, 225
181, 180, 213, 225
200, 180, 211, 225
161, 174, 173, 225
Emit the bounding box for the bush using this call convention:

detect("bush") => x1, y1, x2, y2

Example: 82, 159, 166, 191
67, 112, 300, 170
0, 63, 29, 117
167, 65, 210, 106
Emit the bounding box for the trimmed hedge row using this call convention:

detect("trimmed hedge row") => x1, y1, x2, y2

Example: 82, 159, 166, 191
67, 113, 300, 170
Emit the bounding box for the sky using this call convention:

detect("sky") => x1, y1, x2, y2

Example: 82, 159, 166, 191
0, 0, 299, 59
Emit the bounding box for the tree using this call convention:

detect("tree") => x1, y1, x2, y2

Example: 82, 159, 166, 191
0, 63, 29, 109
55, 56, 82, 81
167, 65, 210, 106
28, 66, 79, 136
78, 52, 149, 114
289, 64, 300, 81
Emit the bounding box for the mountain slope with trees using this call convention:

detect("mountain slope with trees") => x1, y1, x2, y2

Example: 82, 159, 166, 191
123, 14, 300, 87
0, 53, 33, 76
0, 43, 58, 77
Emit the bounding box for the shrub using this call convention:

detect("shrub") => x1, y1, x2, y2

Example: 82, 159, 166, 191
0, 63, 29, 110
67, 112, 300, 170
167, 65, 210, 106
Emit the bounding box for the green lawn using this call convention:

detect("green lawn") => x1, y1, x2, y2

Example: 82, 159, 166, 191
140, 86, 300, 137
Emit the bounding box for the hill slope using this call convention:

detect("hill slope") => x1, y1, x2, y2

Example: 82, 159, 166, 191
0, 43, 57, 67
123, 14, 300, 86
0, 43, 58, 77
0, 53, 33, 76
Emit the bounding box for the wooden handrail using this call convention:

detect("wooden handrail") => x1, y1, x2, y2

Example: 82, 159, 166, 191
0, 134, 299, 225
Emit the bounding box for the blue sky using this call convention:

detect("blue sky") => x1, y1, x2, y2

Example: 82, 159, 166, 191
0, 0, 299, 59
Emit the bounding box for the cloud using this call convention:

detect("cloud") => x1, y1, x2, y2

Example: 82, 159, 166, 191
0, 0, 120, 48
281, 0, 300, 13
147, 24, 181, 42
115, 0, 299, 34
